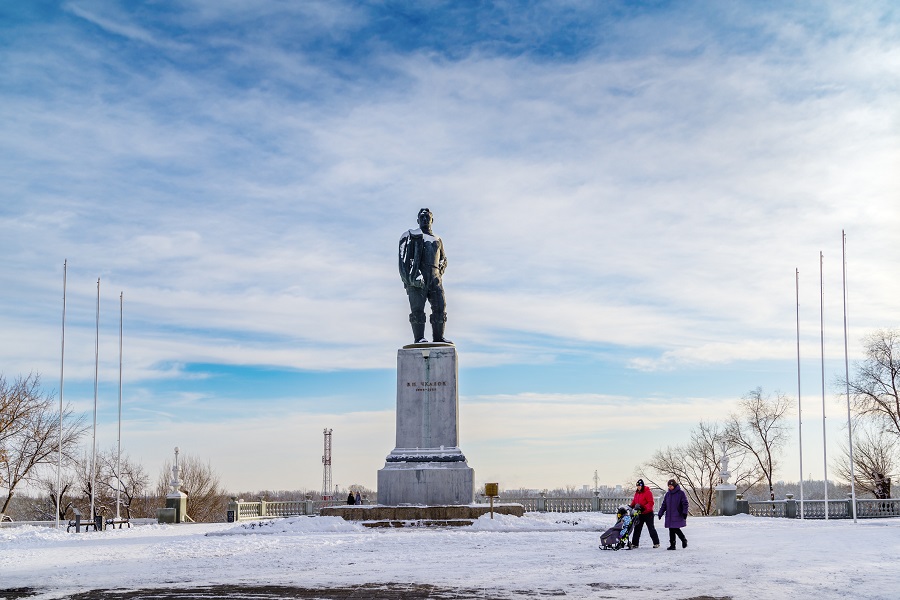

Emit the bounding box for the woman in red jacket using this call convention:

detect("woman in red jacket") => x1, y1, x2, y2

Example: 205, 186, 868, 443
629, 479, 660, 548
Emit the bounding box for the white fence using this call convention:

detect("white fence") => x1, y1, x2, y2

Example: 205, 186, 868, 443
502, 496, 634, 513
227, 498, 376, 522
748, 496, 900, 519
227, 494, 900, 522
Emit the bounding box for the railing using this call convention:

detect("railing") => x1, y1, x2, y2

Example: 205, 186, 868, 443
748, 501, 787, 518
232, 495, 637, 520
230, 499, 320, 522
747, 496, 900, 519
856, 498, 900, 518
512, 497, 540, 512
546, 497, 593, 512
228, 492, 900, 522
502, 495, 634, 514
228, 498, 375, 522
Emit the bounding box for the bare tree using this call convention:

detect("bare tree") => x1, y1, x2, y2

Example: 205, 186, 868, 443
835, 424, 897, 499
74, 451, 108, 518
724, 388, 792, 501
844, 328, 900, 439
100, 449, 150, 519
156, 454, 227, 522
33, 471, 78, 521
0, 373, 87, 514
643, 421, 760, 515
74, 448, 150, 519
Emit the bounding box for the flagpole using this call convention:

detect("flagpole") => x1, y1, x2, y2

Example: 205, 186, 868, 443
819, 252, 829, 520
57, 260, 67, 529
796, 268, 804, 519
842, 231, 857, 522
90, 277, 100, 521
116, 291, 123, 521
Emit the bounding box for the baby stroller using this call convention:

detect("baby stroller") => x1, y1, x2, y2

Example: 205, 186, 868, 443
599, 505, 640, 550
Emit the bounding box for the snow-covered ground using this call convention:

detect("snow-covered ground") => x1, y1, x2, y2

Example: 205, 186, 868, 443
2, 512, 897, 599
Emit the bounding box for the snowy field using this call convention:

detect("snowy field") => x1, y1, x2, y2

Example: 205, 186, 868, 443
2, 512, 898, 600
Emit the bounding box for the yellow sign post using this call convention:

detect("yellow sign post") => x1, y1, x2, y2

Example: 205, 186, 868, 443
484, 483, 499, 519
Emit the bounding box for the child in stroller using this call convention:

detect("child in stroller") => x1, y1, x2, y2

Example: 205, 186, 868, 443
599, 504, 641, 550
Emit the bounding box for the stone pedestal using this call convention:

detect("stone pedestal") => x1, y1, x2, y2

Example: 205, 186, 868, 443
166, 491, 187, 523
715, 484, 737, 516
377, 344, 474, 505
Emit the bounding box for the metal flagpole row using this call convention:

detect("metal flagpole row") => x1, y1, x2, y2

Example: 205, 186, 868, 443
57, 260, 67, 529
795, 268, 804, 519
842, 231, 858, 522
799, 239, 857, 523
56, 266, 126, 526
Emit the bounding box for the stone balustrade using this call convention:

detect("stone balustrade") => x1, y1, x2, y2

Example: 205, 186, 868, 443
746, 494, 900, 519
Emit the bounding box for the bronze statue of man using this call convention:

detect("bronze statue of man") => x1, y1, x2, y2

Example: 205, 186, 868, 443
399, 208, 451, 344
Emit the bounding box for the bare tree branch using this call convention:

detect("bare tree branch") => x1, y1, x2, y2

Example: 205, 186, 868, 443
841, 329, 900, 439
643, 420, 761, 515
0, 373, 87, 514
835, 424, 897, 498
724, 387, 792, 500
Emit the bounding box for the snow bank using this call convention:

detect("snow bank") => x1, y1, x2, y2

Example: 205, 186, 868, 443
208, 515, 364, 536
470, 511, 611, 532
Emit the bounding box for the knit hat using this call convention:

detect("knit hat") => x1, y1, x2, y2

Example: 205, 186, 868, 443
667, 478, 677, 487
636, 479, 644, 487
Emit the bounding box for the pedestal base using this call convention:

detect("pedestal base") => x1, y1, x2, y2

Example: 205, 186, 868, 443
166, 491, 188, 523
716, 484, 737, 516
321, 503, 523, 526
377, 460, 474, 506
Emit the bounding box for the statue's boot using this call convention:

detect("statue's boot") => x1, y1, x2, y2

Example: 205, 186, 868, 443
430, 312, 452, 344
410, 314, 427, 344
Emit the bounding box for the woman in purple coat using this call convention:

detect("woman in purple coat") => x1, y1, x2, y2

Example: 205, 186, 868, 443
657, 478, 689, 550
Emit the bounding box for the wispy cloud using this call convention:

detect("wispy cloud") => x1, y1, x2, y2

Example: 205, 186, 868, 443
64, 2, 188, 51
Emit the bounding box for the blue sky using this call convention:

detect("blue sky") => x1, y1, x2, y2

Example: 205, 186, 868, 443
2, 1, 898, 493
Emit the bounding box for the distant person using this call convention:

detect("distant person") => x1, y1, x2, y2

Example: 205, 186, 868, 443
629, 479, 660, 548
347, 491, 355, 505
658, 478, 689, 550
355, 491, 362, 505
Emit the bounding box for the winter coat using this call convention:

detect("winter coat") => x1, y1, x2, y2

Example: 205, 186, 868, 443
658, 485, 689, 528
630, 487, 655, 513
347, 493, 355, 505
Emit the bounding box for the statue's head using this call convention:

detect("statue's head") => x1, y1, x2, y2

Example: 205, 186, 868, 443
417, 208, 433, 230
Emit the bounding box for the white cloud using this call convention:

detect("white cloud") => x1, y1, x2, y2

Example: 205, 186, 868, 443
64, 2, 189, 50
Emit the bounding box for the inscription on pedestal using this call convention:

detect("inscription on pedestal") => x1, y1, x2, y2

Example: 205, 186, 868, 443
395, 347, 459, 451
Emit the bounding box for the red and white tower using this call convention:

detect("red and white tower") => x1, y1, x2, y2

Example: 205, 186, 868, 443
321, 428, 332, 501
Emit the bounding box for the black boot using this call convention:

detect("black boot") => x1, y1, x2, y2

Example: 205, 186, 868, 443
430, 313, 452, 344
410, 314, 427, 343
